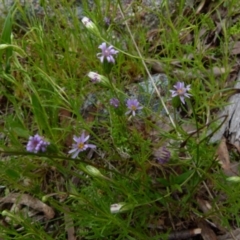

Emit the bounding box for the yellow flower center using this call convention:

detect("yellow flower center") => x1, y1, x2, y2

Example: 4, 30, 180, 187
131, 105, 137, 111
177, 88, 184, 95
78, 142, 84, 149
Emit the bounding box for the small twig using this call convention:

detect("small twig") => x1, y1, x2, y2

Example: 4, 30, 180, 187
168, 228, 202, 240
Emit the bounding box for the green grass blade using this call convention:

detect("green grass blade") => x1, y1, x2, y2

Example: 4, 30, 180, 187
0, 3, 17, 73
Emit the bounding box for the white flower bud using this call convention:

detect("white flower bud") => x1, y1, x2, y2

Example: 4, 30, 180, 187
110, 203, 125, 213
87, 72, 109, 85
81, 17, 100, 36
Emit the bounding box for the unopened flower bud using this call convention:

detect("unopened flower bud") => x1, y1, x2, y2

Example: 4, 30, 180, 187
87, 72, 109, 85
110, 202, 126, 213
86, 165, 103, 178
110, 202, 133, 213
227, 176, 240, 183
82, 17, 100, 36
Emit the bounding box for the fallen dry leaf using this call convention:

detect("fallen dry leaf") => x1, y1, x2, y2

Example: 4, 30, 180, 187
210, 71, 240, 144
197, 198, 225, 233
198, 220, 217, 240
0, 193, 55, 220
211, 66, 229, 76
223, 161, 240, 177
218, 228, 240, 240
216, 138, 230, 171
64, 207, 76, 240
231, 41, 240, 55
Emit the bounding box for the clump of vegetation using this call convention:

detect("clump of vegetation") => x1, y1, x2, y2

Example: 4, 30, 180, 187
0, 0, 240, 239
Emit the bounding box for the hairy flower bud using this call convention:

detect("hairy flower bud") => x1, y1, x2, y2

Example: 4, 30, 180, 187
81, 17, 100, 36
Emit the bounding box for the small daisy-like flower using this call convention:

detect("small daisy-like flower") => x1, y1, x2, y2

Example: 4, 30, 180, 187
68, 132, 96, 159
125, 99, 143, 116
110, 98, 120, 108
97, 42, 118, 64
26, 134, 50, 153
170, 82, 191, 104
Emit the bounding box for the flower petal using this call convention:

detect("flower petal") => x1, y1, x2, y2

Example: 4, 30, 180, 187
72, 150, 80, 159
88, 144, 96, 149
83, 134, 90, 142
68, 148, 77, 154
180, 96, 185, 104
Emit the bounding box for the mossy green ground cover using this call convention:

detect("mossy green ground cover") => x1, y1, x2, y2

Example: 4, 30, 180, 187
0, 0, 240, 239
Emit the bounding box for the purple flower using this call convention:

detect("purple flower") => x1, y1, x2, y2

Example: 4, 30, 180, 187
97, 42, 118, 63
26, 134, 50, 153
170, 82, 191, 104
110, 98, 120, 108
125, 99, 143, 116
68, 132, 96, 159
154, 147, 171, 164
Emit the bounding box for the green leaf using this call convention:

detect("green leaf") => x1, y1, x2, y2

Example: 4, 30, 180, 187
31, 93, 51, 134
157, 177, 170, 187
5, 169, 20, 180
171, 96, 181, 108
0, 44, 25, 56
171, 170, 194, 185
171, 184, 183, 193
12, 127, 29, 138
